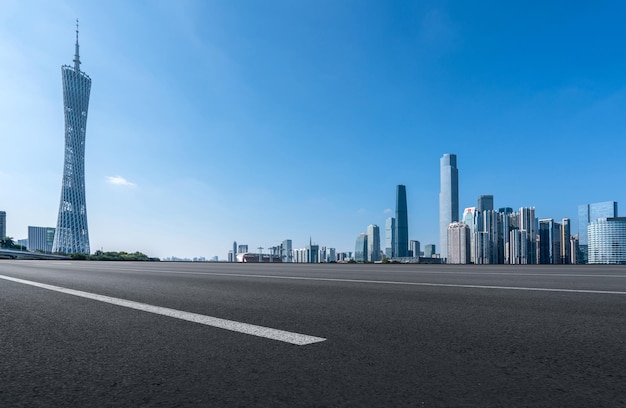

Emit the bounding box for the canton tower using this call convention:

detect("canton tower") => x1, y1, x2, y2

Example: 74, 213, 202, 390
52, 21, 91, 254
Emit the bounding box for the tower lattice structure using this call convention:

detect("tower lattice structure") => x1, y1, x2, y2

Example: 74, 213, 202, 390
52, 21, 91, 254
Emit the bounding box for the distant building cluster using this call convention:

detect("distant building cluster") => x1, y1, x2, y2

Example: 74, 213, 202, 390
222, 153, 625, 265
227, 239, 349, 263
439, 153, 623, 264
354, 184, 436, 263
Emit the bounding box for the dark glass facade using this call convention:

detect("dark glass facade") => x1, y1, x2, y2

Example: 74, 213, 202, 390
394, 185, 409, 257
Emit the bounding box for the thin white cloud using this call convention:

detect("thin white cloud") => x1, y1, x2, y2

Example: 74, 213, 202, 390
106, 176, 136, 187
384, 208, 392, 214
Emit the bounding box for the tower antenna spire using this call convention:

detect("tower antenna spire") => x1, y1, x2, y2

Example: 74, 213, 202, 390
73, 18, 81, 71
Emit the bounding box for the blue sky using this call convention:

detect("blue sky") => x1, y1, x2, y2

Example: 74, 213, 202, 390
1, 1, 625, 259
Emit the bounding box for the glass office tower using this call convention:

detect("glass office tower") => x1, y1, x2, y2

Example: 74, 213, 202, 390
395, 185, 409, 257
477, 195, 494, 212
588, 217, 626, 264
52, 23, 91, 254
578, 201, 618, 245
367, 224, 381, 262
439, 154, 459, 260
355, 233, 368, 262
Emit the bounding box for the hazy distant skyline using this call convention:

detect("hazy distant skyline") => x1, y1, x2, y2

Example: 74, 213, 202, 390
1, 1, 625, 258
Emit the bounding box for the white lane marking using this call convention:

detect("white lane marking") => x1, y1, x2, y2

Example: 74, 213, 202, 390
0, 274, 326, 346
92, 270, 626, 295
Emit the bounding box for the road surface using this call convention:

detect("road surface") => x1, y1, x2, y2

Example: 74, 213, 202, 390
1, 261, 625, 407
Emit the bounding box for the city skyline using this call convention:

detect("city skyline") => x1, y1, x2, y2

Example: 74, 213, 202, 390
1, 2, 626, 258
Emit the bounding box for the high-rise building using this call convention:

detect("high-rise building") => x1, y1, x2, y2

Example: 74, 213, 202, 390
328, 247, 336, 263
561, 218, 571, 264
578, 201, 618, 264
385, 217, 396, 258
52, 23, 92, 254
238, 244, 248, 253
519, 207, 537, 264
447, 222, 470, 264
424, 244, 436, 258
462, 207, 479, 263
439, 154, 459, 260
306, 238, 319, 263
578, 201, 618, 245
367, 224, 381, 262
409, 240, 420, 258
477, 195, 494, 212
0, 211, 5, 238
539, 219, 561, 264
473, 231, 491, 264
588, 217, 626, 264
232, 241, 237, 262
27, 227, 56, 252
355, 233, 368, 262
499, 210, 513, 264
570, 234, 580, 264
509, 229, 529, 264
394, 185, 409, 257
481, 209, 499, 264
281, 239, 293, 263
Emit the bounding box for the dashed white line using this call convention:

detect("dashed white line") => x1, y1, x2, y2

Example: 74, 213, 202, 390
0, 274, 326, 346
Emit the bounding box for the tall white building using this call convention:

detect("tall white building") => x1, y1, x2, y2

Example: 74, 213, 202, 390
439, 154, 459, 260
462, 207, 479, 263
447, 222, 470, 264
519, 207, 537, 264
385, 217, 395, 258
509, 230, 529, 264
588, 217, 626, 264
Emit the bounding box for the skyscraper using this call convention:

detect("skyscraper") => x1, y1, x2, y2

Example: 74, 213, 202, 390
439, 154, 459, 260
394, 185, 409, 257
578, 201, 618, 264
578, 201, 618, 245
539, 219, 561, 264
409, 240, 420, 258
385, 217, 396, 258
519, 207, 537, 264
561, 218, 571, 264
588, 217, 626, 264
232, 241, 237, 262
462, 207, 478, 263
355, 233, 368, 262
367, 224, 381, 262
281, 239, 293, 263
52, 22, 92, 254
477, 195, 494, 212
306, 238, 319, 263
447, 222, 470, 264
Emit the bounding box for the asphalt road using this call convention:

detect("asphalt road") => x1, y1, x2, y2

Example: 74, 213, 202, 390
1, 261, 625, 407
